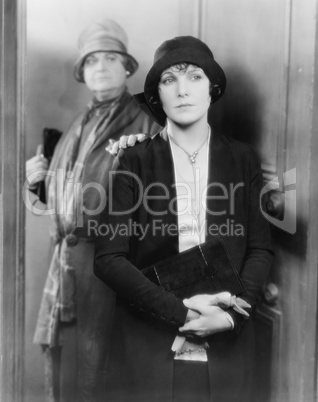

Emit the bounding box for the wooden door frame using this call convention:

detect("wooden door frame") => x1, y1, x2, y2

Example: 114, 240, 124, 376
284, 0, 318, 400
0, 0, 25, 401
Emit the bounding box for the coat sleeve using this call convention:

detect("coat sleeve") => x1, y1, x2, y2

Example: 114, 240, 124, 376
228, 147, 274, 333
94, 148, 188, 328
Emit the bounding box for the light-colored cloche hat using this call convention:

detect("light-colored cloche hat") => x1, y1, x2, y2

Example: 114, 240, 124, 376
134, 35, 226, 126
74, 19, 138, 83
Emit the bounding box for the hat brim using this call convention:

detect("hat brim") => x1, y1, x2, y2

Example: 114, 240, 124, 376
134, 92, 166, 127
74, 51, 139, 83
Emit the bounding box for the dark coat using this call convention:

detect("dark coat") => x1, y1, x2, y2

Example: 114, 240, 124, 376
34, 92, 160, 402
94, 129, 273, 402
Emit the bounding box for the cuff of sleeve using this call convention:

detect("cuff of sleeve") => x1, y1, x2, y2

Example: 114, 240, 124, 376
227, 309, 249, 334
178, 304, 189, 326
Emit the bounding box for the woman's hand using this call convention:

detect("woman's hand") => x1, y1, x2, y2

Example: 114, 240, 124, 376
26, 144, 49, 189
179, 299, 232, 337
106, 134, 148, 155
185, 307, 200, 322
184, 292, 251, 317
184, 292, 231, 306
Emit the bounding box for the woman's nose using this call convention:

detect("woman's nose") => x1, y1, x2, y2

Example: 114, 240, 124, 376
177, 79, 188, 97
96, 58, 109, 70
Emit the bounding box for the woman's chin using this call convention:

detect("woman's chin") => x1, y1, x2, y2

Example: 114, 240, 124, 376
170, 117, 201, 128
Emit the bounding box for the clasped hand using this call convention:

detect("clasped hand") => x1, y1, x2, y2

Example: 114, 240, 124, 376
179, 292, 251, 337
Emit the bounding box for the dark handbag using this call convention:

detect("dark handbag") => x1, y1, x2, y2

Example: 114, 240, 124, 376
37, 128, 63, 203
142, 236, 245, 299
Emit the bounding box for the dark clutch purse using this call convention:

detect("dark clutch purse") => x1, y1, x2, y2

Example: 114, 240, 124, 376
142, 236, 245, 299
37, 128, 63, 203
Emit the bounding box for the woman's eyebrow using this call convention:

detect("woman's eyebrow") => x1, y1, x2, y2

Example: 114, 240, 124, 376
160, 70, 175, 78
188, 66, 203, 72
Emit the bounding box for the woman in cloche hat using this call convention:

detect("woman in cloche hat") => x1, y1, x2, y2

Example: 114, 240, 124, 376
26, 19, 160, 402
95, 35, 273, 401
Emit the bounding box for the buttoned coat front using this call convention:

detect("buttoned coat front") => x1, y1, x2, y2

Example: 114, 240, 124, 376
94, 129, 273, 402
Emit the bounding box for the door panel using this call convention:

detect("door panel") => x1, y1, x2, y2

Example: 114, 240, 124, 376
200, 1, 318, 401
204, 0, 289, 174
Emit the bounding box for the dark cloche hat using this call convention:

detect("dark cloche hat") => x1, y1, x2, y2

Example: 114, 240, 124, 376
134, 35, 226, 126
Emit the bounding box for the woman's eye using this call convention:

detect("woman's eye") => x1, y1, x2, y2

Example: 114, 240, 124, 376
85, 57, 96, 66
161, 77, 174, 85
190, 74, 202, 80
105, 54, 117, 62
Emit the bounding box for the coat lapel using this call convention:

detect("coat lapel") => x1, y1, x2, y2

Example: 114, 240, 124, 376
146, 129, 179, 255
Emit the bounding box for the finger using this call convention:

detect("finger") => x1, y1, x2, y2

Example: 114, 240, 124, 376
179, 321, 196, 333
127, 134, 137, 147
136, 134, 147, 143
105, 147, 116, 156
183, 299, 191, 309
184, 300, 201, 311
111, 141, 120, 155
183, 299, 203, 313
208, 292, 231, 305
26, 160, 48, 177
186, 295, 209, 305
105, 139, 115, 155
191, 294, 218, 306
187, 292, 232, 307
106, 139, 115, 149
236, 298, 251, 309
179, 322, 203, 336
233, 305, 250, 317
215, 291, 231, 299
32, 167, 48, 176
106, 140, 119, 156
36, 144, 44, 156
119, 135, 128, 149
34, 158, 49, 169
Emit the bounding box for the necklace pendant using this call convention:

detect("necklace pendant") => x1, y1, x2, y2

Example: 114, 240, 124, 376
190, 151, 198, 164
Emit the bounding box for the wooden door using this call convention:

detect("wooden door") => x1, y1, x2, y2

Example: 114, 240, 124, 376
0, 0, 25, 401
199, 0, 318, 401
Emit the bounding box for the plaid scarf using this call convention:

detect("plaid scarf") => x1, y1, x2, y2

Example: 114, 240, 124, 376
34, 93, 123, 346
49, 94, 121, 236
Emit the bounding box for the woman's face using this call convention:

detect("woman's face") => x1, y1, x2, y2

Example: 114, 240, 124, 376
83, 51, 127, 101
158, 64, 211, 126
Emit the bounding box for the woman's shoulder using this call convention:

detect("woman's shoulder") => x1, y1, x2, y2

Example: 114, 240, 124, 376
123, 131, 164, 153
214, 131, 259, 160
115, 131, 164, 167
